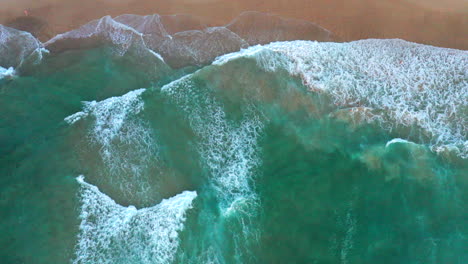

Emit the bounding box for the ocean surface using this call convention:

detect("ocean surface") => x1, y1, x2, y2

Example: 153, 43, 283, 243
1, 12, 467, 264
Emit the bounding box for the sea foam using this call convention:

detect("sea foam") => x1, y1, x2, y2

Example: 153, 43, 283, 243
162, 77, 263, 210
65, 89, 153, 169
44, 16, 168, 75
162, 76, 264, 263
115, 14, 248, 67
0, 25, 46, 69
46, 16, 144, 55
0, 66, 16, 80
226, 11, 333, 45
215, 39, 468, 158
74, 176, 197, 264
385, 138, 417, 148
44, 12, 334, 69
65, 89, 159, 203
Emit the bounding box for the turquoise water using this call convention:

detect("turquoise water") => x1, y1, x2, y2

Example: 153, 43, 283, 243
1, 14, 467, 264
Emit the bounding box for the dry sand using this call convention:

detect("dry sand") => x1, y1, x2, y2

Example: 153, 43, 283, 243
1, 0, 467, 49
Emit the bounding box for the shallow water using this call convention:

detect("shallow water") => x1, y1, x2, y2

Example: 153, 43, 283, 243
1, 14, 467, 264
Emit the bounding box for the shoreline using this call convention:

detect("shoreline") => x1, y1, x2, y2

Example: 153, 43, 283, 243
1, 0, 467, 49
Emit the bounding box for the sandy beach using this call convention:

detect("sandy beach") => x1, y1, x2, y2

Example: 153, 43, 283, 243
1, 0, 467, 49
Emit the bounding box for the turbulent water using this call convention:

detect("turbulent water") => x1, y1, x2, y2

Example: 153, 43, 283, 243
1, 12, 467, 264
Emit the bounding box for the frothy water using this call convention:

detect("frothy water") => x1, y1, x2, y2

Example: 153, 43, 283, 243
65, 89, 159, 203
75, 176, 197, 264
0, 25, 47, 70
162, 76, 264, 210
226, 11, 333, 45
80, 89, 150, 164
1, 11, 467, 264
215, 39, 468, 158
43, 12, 333, 69
46, 16, 146, 56
385, 138, 416, 148
0, 66, 16, 80
162, 70, 265, 263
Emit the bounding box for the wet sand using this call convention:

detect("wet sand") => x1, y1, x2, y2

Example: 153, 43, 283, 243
1, 0, 467, 49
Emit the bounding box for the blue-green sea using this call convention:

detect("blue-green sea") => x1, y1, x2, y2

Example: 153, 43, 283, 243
1, 12, 467, 264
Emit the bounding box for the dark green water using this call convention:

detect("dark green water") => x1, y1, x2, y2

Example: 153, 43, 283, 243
1, 37, 467, 264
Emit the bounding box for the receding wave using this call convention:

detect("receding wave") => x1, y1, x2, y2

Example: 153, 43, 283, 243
0, 25, 46, 71
41, 11, 334, 68
226, 11, 334, 45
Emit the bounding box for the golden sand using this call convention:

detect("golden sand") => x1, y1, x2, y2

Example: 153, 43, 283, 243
1, 0, 467, 49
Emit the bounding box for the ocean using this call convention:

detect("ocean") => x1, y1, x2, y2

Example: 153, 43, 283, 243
1, 12, 467, 264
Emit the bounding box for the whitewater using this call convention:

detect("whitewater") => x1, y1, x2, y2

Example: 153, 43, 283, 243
0, 11, 466, 264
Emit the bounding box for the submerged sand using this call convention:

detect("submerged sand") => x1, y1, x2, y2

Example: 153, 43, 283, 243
0, 0, 467, 49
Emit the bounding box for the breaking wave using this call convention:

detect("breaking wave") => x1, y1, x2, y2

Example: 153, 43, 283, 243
215, 39, 468, 158
162, 77, 264, 209
75, 176, 197, 264
65, 89, 160, 204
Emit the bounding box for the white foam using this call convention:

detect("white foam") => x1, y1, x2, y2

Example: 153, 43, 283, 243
0, 25, 45, 69
64, 111, 87, 125
148, 48, 165, 62
45, 16, 165, 63
162, 53, 265, 263
114, 12, 332, 68
47, 16, 142, 44
340, 208, 356, 264
215, 39, 468, 158
385, 138, 417, 148
162, 77, 263, 209
74, 176, 197, 264
114, 14, 170, 36
66, 89, 158, 201
44, 12, 334, 68
213, 45, 265, 66
165, 78, 263, 259
0, 66, 16, 80
225, 11, 333, 45
82, 89, 146, 149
